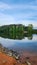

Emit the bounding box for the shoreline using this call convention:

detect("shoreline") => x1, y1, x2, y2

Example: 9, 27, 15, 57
0, 51, 37, 65
0, 44, 37, 65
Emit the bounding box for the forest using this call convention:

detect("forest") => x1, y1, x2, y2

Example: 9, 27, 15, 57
0, 24, 37, 39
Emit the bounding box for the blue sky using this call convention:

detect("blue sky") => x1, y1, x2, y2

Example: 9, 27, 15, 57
0, 0, 37, 27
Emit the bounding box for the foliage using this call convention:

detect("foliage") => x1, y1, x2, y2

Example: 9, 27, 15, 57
28, 24, 33, 33
0, 24, 37, 40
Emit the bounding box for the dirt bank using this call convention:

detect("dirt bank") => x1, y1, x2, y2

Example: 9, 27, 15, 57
0, 52, 17, 65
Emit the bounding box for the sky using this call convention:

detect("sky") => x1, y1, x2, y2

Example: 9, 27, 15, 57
0, 0, 37, 27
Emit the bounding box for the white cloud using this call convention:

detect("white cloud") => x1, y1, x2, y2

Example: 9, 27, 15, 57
0, 1, 37, 27
17, 20, 37, 27
0, 13, 37, 27
13, 12, 37, 20
0, 2, 37, 10
0, 2, 11, 10
0, 13, 15, 26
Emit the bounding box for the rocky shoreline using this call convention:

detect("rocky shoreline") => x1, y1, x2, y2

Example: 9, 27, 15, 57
0, 43, 37, 65
0, 44, 19, 60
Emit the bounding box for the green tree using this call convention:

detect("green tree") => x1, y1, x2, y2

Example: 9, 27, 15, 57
28, 24, 33, 33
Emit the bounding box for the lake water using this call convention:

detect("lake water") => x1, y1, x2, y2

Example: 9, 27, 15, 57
0, 34, 37, 54
0, 34, 37, 64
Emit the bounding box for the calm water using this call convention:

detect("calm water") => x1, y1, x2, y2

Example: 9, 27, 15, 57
0, 34, 37, 54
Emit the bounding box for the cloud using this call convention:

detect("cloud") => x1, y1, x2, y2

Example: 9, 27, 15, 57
0, 1, 37, 27
0, 12, 37, 27
0, 13, 15, 26
13, 12, 37, 20
0, 1, 37, 10
16, 20, 37, 27
0, 2, 11, 10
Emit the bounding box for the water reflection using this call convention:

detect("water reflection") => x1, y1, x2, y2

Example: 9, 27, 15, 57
0, 32, 33, 40
0, 34, 37, 52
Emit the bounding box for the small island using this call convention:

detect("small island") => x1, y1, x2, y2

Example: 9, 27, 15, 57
0, 24, 37, 40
